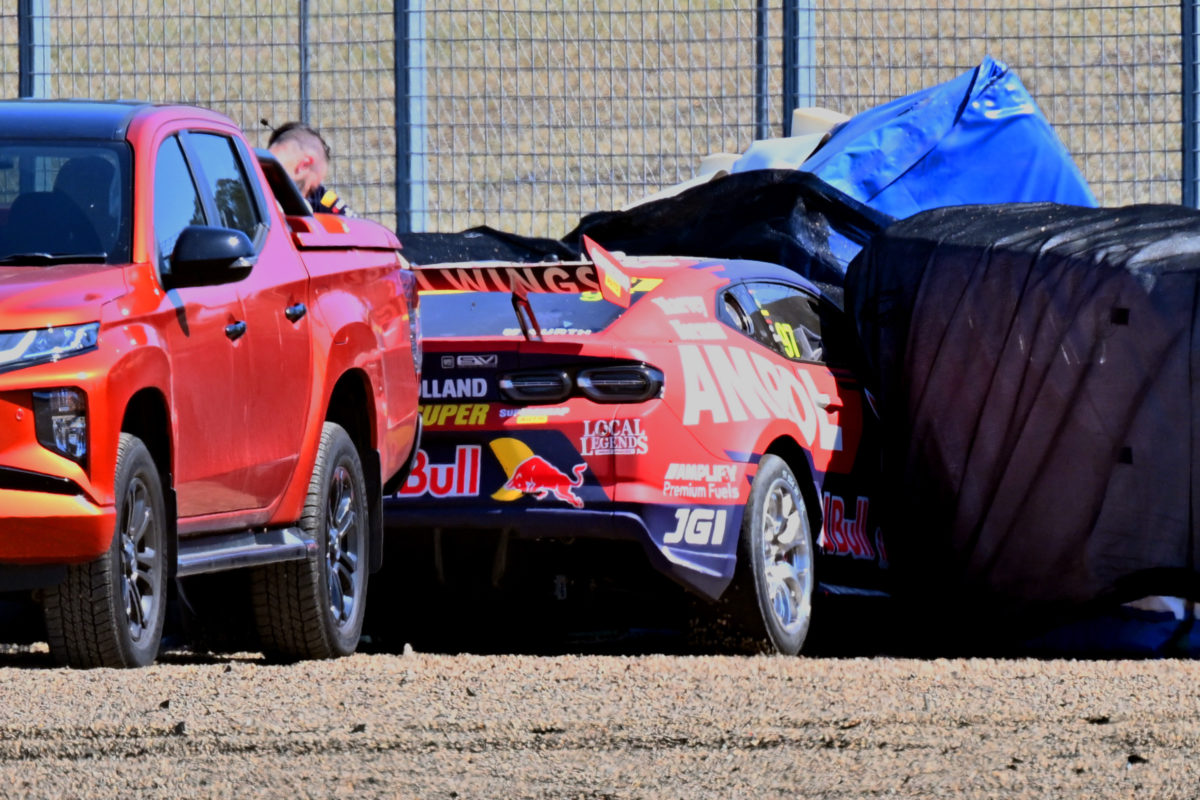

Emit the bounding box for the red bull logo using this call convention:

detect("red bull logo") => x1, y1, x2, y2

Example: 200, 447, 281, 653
489, 437, 587, 508
502, 456, 587, 508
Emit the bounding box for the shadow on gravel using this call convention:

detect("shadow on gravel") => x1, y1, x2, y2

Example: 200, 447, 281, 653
0, 566, 1189, 664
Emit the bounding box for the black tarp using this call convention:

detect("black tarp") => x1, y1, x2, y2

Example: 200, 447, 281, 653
399, 171, 892, 301
847, 202, 1200, 629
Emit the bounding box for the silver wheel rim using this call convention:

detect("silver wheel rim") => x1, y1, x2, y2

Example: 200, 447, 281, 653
759, 476, 812, 636
325, 464, 362, 628
120, 475, 159, 643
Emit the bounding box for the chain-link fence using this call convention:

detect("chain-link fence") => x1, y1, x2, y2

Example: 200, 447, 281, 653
1, 1, 1191, 238
4, 0, 397, 226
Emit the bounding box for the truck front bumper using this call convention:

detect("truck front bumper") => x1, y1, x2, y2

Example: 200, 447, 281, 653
0, 476, 114, 565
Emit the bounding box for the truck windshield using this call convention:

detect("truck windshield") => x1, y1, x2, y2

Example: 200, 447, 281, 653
0, 141, 132, 264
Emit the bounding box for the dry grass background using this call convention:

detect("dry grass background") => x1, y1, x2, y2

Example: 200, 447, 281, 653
0, 1, 1183, 236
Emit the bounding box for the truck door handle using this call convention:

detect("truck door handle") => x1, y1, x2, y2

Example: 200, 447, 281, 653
225, 321, 247, 341
285, 303, 307, 322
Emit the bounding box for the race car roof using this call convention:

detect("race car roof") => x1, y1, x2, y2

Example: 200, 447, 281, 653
0, 99, 150, 140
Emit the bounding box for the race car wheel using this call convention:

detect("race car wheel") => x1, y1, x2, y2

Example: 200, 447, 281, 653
43, 433, 168, 668
728, 454, 815, 655
253, 422, 369, 660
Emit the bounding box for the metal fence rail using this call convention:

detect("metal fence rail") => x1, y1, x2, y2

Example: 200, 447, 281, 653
0, 1, 1192, 238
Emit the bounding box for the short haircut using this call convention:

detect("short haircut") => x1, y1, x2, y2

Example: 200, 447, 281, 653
268, 121, 331, 162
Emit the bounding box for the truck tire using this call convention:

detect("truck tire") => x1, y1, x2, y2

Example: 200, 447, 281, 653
253, 422, 369, 660
43, 433, 168, 668
722, 454, 815, 655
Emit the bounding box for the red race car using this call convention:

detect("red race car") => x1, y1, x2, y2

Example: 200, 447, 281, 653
385, 238, 887, 653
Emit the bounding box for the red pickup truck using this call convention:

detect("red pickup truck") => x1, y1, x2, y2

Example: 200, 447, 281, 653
0, 101, 421, 667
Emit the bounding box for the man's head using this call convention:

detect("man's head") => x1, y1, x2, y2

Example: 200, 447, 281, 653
267, 122, 330, 197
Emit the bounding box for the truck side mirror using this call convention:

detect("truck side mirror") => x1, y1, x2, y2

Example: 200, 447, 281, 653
164, 226, 256, 289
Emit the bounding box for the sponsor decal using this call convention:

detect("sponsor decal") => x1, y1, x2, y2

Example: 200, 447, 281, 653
415, 263, 601, 294
421, 377, 487, 400
580, 419, 648, 456
489, 437, 587, 508
419, 403, 489, 427
456, 354, 499, 368
668, 319, 727, 341
441, 354, 499, 369
499, 407, 570, 419
663, 508, 728, 547
818, 494, 875, 560
662, 463, 740, 501
398, 446, 481, 498
580, 277, 663, 303
501, 327, 593, 337
652, 296, 707, 316
678, 344, 842, 453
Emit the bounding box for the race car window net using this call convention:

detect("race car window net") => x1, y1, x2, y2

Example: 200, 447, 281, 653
0, 140, 132, 265
420, 289, 649, 339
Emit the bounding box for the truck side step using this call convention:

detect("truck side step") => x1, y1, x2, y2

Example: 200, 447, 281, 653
176, 527, 316, 577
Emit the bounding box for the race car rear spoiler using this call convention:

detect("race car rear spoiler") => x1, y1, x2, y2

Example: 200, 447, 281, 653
411, 235, 631, 307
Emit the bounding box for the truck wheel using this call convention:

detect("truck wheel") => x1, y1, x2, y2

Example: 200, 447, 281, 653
253, 422, 369, 660
724, 454, 815, 655
43, 433, 168, 668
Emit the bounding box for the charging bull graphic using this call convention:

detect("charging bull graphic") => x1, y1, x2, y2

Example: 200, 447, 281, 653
489, 437, 587, 508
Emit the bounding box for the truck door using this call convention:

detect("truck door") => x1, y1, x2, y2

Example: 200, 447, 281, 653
151, 134, 256, 516
182, 132, 313, 509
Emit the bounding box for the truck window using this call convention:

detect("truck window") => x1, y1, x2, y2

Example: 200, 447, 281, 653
187, 133, 263, 243
0, 141, 131, 263
153, 136, 205, 271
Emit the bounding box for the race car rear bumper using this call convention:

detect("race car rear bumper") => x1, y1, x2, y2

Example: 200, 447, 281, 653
384, 503, 734, 599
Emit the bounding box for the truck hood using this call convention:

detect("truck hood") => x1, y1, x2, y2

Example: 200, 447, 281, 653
0, 263, 128, 328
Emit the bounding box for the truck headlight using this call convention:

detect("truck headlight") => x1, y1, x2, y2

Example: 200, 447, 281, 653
33, 388, 89, 463
0, 323, 99, 371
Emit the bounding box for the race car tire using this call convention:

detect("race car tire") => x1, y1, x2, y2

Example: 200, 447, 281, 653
727, 454, 815, 655
43, 433, 168, 668
253, 422, 369, 660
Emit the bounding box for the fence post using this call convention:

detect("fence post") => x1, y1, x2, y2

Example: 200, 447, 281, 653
754, 0, 769, 140
17, 0, 49, 98
781, 0, 816, 136
395, 0, 428, 234
299, 0, 311, 124
1185, 0, 1199, 207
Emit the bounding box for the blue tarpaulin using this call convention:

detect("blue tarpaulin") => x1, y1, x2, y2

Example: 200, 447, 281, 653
794, 56, 1097, 218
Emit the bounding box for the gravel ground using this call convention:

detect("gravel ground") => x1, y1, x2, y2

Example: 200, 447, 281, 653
0, 640, 1196, 799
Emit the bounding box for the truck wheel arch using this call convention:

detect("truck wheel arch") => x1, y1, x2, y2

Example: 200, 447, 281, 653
324, 369, 384, 573
121, 388, 173, 491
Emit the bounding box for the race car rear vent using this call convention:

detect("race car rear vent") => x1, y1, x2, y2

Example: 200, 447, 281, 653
499, 370, 572, 403
577, 365, 663, 403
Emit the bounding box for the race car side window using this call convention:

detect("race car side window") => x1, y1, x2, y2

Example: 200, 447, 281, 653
742, 281, 825, 363
153, 135, 206, 273
719, 291, 756, 337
